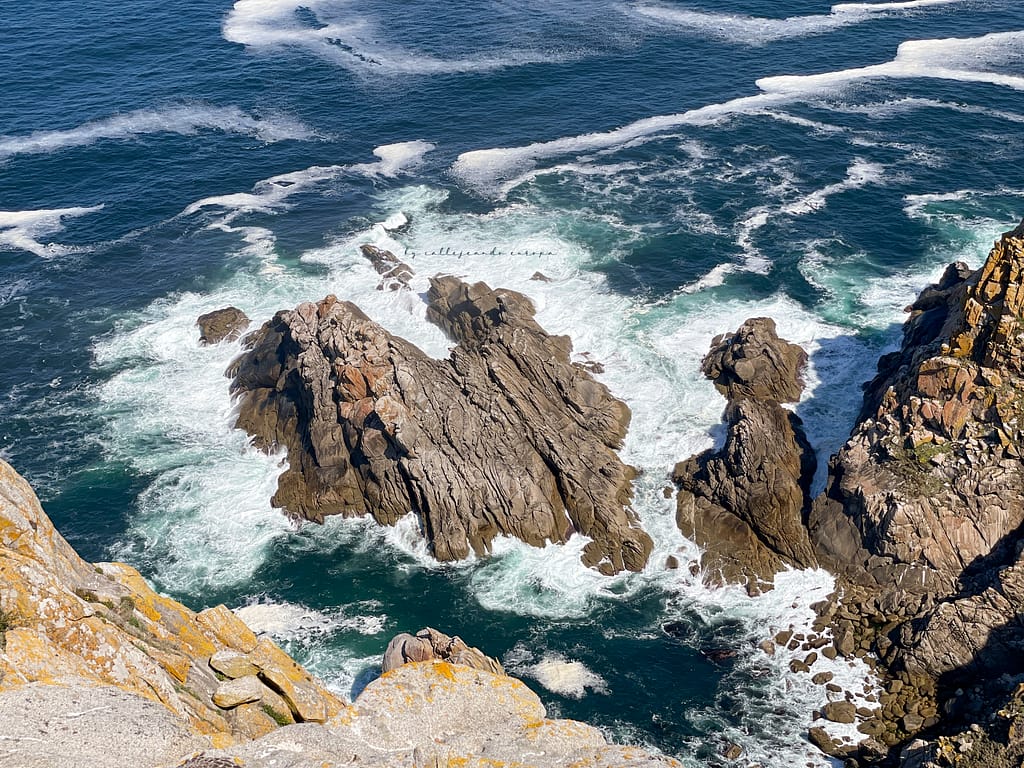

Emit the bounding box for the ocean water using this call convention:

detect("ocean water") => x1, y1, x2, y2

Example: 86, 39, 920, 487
2, 0, 1023, 764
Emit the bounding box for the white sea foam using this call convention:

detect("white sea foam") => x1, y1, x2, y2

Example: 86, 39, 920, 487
0, 105, 315, 161
183, 141, 434, 230
758, 31, 1024, 94
454, 30, 1024, 193
672, 569, 879, 764
223, 0, 563, 75
235, 600, 387, 640
630, 0, 967, 45
0, 205, 104, 258
505, 647, 609, 698
782, 159, 884, 215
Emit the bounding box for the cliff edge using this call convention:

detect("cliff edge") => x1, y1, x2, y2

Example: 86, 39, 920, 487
0, 459, 677, 768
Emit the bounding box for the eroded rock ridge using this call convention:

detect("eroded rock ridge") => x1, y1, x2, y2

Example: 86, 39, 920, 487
673, 317, 817, 590
228, 273, 652, 574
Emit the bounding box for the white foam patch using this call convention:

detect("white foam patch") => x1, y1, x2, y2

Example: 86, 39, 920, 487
506, 647, 609, 698
829, 96, 1024, 125
672, 569, 879, 765
183, 140, 434, 233
758, 31, 1024, 94
453, 30, 1024, 193
630, 0, 967, 45
0, 205, 104, 258
235, 600, 387, 640
0, 105, 315, 161
223, 0, 566, 75
782, 159, 884, 215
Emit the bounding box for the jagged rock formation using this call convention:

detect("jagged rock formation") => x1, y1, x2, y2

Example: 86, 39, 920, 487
0, 460, 677, 768
383, 627, 504, 676
673, 318, 817, 590
359, 244, 414, 291
812, 238, 1024, 600
228, 275, 652, 574
0, 458, 344, 753
197, 306, 250, 345
803, 221, 1024, 763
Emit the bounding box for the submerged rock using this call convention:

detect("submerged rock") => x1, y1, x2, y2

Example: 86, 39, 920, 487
673, 317, 817, 591
228, 276, 653, 574
197, 306, 250, 345
359, 244, 414, 291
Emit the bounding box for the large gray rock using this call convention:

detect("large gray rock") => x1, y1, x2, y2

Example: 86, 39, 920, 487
673, 318, 817, 591
0, 682, 209, 768
227, 276, 652, 574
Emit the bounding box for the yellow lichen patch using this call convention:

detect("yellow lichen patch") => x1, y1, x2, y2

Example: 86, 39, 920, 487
196, 605, 259, 654
2, 627, 89, 683
433, 660, 457, 682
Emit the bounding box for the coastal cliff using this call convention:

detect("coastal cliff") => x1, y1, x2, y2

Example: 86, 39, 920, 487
673, 220, 1024, 766
0, 458, 676, 767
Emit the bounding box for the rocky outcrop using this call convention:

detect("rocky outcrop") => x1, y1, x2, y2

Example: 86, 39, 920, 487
0, 462, 677, 768
811, 222, 1024, 606
0, 459, 344, 749
360, 244, 414, 291
383, 627, 504, 676
803, 221, 1024, 762
228, 276, 652, 574
197, 306, 250, 345
192, 661, 683, 768
672, 318, 817, 590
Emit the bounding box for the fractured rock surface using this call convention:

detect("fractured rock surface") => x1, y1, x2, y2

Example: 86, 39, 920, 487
228, 275, 652, 574
673, 317, 817, 590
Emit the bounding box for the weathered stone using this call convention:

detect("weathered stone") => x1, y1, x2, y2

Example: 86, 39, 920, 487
823, 701, 857, 724
383, 628, 505, 676
0, 458, 339, 745
196, 605, 258, 654
228, 277, 653, 574
212, 675, 266, 709
249, 637, 343, 723
359, 244, 414, 291
673, 318, 816, 591
197, 306, 250, 345
209, 649, 259, 679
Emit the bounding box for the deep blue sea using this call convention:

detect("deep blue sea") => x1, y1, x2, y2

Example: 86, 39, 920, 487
2, 1, 1023, 764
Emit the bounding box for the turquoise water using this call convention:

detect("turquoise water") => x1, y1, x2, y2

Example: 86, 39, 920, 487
2, 1, 1024, 764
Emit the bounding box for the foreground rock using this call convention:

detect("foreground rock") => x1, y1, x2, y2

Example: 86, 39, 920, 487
673, 318, 817, 591
0, 458, 344, 750
0, 461, 678, 768
195, 661, 683, 768
383, 626, 504, 675
228, 276, 653, 574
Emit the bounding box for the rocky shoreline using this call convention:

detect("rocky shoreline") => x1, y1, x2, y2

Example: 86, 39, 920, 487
0, 458, 678, 768
671, 220, 1024, 767
5, 219, 1023, 766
